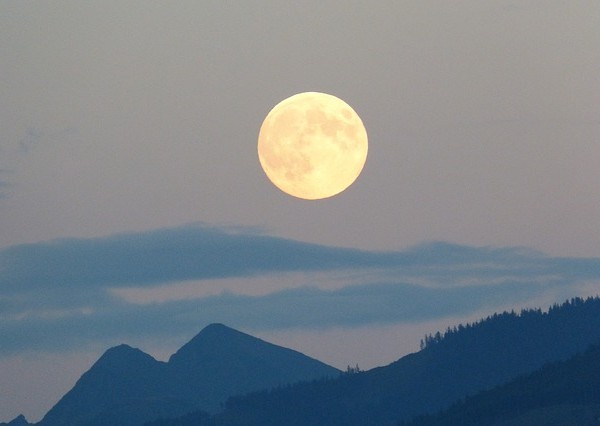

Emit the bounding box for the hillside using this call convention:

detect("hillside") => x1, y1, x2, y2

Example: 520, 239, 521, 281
37, 324, 339, 426
0, 414, 30, 426
151, 297, 600, 426
404, 342, 600, 425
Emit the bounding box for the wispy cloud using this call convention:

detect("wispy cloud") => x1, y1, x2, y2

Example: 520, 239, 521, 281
0, 180, 10, 199
0, 127, 76, 200
15, 126, 76, 155
0, 225, 390, 293
0, 280, 553, 355
1, 224, 599, 355
0, 168, 14, 199
17, 127, 44, 154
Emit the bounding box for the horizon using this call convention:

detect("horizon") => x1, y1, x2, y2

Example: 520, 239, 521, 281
1, 1, 599, 422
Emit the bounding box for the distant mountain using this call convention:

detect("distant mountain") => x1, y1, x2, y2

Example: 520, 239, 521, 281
404, 342, 600, 425
38, 344, 182, 426
0, 414, 30, 426
37, 323, 339, 426
151, 297, 600, 426
165, 323, 340, 413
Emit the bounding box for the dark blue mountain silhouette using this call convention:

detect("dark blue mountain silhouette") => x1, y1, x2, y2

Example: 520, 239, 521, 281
149, 297, 600, 426
37, 324, 339, 426
404, 341, 600, 425
0, 414, 30, 426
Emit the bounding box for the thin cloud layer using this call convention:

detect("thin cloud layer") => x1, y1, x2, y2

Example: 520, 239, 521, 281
1, 224, 598, 355
0, 224, 385, 293
0, 170, 12, 199
1, 281, 552, 355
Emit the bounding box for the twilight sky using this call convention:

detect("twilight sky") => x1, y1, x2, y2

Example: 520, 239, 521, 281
1, 1, 599, 422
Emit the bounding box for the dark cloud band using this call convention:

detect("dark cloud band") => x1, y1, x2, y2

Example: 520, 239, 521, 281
1, 224, 598, 354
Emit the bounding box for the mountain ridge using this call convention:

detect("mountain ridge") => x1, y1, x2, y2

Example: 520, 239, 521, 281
0, 414, 30, 426
37, 323, 340, 426
404, 341, 600, 425
150, 297, 600, 426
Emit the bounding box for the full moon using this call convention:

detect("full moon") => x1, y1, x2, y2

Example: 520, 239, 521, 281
258, 92, 368, 200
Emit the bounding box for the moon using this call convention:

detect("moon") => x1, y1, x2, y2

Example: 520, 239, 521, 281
258, 92, 368, 200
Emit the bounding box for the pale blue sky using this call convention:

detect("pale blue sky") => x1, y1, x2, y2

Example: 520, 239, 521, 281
1, 1, 599, 422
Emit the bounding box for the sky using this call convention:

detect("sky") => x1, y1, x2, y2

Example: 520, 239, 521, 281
0, 1, 599, 422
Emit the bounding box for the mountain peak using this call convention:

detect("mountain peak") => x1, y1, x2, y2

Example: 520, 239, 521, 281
168, 323, 257, 364
198, 322, 238, 336
94, 344, 157, 369
39, 324, 339, 425
103, 343, 137, 355
0, 414, 29, 426
163, 323, 339, 413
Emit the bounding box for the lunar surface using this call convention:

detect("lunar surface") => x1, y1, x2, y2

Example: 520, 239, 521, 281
258, 92, 368, 200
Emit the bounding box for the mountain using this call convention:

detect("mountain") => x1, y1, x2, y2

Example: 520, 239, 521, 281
37, 324, 339, 426
38, 344, 182, 426
0, 415, 30, 426
167, 323, 339, 412
404, 342, 600, 425
151, 297, 600, 426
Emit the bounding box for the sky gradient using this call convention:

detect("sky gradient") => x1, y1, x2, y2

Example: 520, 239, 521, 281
1, 1, 599, 422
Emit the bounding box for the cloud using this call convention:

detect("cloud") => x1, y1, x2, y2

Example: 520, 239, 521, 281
16, 126, 76, 155
17, 127, 44, 154
0, 127, 77, 200
0, 224, 390, 294
1, 224, 599, 355
0, 170, 13, 199
0, 181, 9, 199
0, 280, 555, 355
